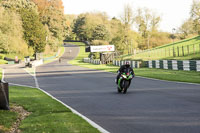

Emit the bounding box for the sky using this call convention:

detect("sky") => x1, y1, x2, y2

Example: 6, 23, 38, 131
63, 0, 193, 33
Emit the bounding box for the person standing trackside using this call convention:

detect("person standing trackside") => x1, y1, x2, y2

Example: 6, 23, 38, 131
59, 57, 61, 63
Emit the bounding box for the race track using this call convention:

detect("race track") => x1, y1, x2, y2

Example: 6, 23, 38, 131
36, 44, 200, 133
3, 44, 200, 133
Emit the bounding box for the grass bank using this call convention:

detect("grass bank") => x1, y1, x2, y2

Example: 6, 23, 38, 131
0, 86, 100, 133
69, 42, 200, 84
122, 36, 200, 61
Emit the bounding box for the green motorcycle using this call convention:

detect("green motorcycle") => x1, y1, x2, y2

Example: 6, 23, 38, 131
117, 71, 133, 94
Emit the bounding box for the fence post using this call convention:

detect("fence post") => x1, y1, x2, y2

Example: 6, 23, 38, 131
182, 46, 184, 56
173, 47, 175, 57
199, 44, 200, 53
193, 44, 195, 55
177, 46, 179, 57
187, 45, 189, 55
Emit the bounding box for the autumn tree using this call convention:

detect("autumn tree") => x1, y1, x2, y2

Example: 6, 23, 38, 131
64, 14, 77, 40
31, 0, 66, 51
190, 0, 200, 34
134, 8, 161, 49
179, 18, 195, 39
110, 17, 128, 53
120, 4, 134, 53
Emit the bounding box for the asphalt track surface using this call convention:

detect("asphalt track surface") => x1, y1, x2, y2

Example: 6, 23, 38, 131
3, 44, 200, 133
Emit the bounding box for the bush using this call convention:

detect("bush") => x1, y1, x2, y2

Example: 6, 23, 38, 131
0, 54, 5, 59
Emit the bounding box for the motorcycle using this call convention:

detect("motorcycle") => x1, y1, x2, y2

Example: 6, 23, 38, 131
117, 70, 133, 94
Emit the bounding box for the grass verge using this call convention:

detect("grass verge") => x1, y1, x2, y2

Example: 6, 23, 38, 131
69, 42, 200, 84
0, 86, 100, 133
0, 68, 99, 133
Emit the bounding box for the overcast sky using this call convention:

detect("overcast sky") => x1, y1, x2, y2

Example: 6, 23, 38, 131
63, 0, 193, 32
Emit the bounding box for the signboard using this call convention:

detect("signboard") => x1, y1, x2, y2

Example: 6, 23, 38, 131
90, 45, 115, 52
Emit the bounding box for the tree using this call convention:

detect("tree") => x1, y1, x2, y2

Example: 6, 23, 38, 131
0, 3, 31, 55
31, 0, 66, 51
1, 0, 37, 12
72, 15, 87, 41
92, 24, 110, 40
179, 18, 195, 39
64, 14, 77, 40
73, 12, 110, 41
120, 4, 134, 53
1, 0, 47, 55
134, 8, 161, 49
190, 0, 200, 34
20, 8, 47, 53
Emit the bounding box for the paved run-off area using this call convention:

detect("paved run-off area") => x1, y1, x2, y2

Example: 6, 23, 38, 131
4, 44, 200, 133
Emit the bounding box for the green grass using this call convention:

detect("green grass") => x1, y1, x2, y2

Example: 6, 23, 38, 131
0, 68, 17, 133
123, 35, 200, 61
0, 109, 18, 132
0, 86, 100, 133
69, 42, 200, 84
134, 68, 200, 83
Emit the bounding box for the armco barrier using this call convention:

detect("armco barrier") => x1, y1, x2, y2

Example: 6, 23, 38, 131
83, 58, 200, 72
147, 60, 200, 72
83, 58, 101, 65
31, 59, 44, 67
197, 61, 200, 71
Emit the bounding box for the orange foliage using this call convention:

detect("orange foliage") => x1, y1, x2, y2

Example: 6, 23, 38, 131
31, 0, 64, 13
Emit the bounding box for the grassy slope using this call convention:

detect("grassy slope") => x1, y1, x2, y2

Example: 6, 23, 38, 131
123, 36, 200, 61
69, 42, 200, 84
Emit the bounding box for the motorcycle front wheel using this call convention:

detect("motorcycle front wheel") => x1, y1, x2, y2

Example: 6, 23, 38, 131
118, 87, 122, 93
123, 80, 130, 94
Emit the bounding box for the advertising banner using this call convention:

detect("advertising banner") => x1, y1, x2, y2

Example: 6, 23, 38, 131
90, 45, 115, 52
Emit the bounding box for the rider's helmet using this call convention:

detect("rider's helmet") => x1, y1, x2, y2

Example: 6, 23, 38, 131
125, 61, 130, 68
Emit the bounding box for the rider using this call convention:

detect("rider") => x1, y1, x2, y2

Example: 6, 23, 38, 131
116, 61, 135, 84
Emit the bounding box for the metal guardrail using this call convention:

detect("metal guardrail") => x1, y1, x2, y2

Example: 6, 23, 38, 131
84, 58, 200, 72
